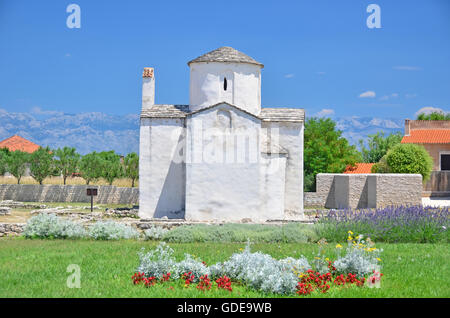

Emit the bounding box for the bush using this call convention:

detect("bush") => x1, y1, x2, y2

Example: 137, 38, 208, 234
333, 235, 382, 277
143, 226, 169, 240
316, 206, 449, 243
161, 223, 318, 243
371, 155, 391, 173
385, 143, 433, 182
23, 213, 86, 239
88, 221, 140, 240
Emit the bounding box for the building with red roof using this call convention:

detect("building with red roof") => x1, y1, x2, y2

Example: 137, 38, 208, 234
0, 135, 40, 153
343, 163, 374, 174
401, 120, 450, 171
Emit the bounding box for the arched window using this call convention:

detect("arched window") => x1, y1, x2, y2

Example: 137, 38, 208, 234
224, 77, 227, 91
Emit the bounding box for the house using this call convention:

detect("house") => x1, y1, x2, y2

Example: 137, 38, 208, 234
401, 119, 450, 171
0, 135, 40, 153
138, 47, 305, 222
343, 163, 374, 174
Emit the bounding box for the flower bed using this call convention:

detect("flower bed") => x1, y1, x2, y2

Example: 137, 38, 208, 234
132, 233, 383, 296
316, 205, 449, 243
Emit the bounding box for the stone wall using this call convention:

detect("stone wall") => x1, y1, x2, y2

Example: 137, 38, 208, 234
0, 184, 138, 204
0, 223, 25, 237
304, 173, 423, 209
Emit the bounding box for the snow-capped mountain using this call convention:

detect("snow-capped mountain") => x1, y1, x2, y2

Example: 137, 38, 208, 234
335, 116, 404, 146
0, 109, 405, 154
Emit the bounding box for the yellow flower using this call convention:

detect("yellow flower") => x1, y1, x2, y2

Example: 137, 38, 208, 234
239, 248, 244, 251
377, 258, 382, 262
336, 244, 343, 249
325, 257, 330, 261
348, 236, 353, 241
348, 231, 354, 235
314, 257, 320, 260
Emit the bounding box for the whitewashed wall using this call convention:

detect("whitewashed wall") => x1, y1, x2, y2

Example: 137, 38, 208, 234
189, 62, 261, 116
139, 118, 186, 219
262, 121, 304, 219
185, 103, 264, 222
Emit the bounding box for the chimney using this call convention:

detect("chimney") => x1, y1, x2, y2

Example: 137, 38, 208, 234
142, 67, 155, 109
405, 119, 410, 136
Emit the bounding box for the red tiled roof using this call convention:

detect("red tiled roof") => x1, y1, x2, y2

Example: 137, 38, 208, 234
343, 163, 374, 174
0, 135, 40, 153
401, 129, 450, 144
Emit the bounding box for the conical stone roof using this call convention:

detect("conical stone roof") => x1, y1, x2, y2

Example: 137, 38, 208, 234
187, 46, 264, 68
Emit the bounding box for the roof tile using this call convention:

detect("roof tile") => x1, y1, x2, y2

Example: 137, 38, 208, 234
344, 163, 374, 174
0, 135, 40, 153
401, 129, 450, 144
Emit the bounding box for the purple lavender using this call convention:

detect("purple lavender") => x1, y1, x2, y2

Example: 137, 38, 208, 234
318, 206, 449, 243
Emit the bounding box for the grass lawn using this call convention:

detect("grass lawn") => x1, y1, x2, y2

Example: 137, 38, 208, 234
0, 238, 448, 298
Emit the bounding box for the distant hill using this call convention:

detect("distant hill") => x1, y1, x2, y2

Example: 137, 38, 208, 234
0, 109, 404, 154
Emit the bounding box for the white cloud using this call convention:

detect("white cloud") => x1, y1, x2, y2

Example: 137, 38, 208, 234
359, 91, 376, 98
405, 93, 417, 99
65, 53, 71, 57
316, 71, 326, 75
415, 106, 447, 116
315, 108, 335, 117
284, 73, 295, 78
393, 66, 422, 71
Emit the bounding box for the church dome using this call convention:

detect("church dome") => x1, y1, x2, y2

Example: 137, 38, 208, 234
187, 46, 264, 68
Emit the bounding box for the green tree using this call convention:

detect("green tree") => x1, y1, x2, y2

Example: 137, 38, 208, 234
417, 111, 450, 120
123, 152, 139, 187
55, 147, 80, 185
6, 150, 29, 184
79, 152, 103, 185
98, 151, 123, 185
358, 131, 403, 163
29, 146, 54, 185
385, 143, 433, 182
0, 148, 10, 175
304, 117, 362, 191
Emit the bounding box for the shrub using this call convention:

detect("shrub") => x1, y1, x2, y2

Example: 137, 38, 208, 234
88, 221, 139, 240
23, 213, 86, 239
316, 206, 449, 243
161, 223, 317, 243
371, 155, 391, 173
385, 143, 433, 182
199, 242, 310, 295
136, 242, 177, 279
333, 234, 382, 278
143, 226, 169, 240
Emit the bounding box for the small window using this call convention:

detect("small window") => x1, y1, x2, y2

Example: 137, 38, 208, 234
224, 77, 227, 91
441, 154, 450, 171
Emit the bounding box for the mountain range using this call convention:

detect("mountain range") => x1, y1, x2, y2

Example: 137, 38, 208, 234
0, 108, 404, 155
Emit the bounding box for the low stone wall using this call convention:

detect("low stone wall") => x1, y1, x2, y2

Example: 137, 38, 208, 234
0, 184, 139, 204
305, 173, 423, 209
0, 223, 25, 237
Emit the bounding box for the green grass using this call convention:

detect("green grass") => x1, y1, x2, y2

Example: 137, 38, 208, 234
0, 238, 449, 298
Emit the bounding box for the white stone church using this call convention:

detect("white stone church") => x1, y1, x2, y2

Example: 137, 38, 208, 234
139, 47, 304, 222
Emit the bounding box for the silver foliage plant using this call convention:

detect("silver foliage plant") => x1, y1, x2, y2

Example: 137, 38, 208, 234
23, 213, 86, 239
333, 235, 383, 278
88, 220, 140, 240
137, 241, 311, 295
143, 226, 169, 240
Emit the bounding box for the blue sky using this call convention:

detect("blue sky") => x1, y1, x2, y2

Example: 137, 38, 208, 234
0, 0, 449, 118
